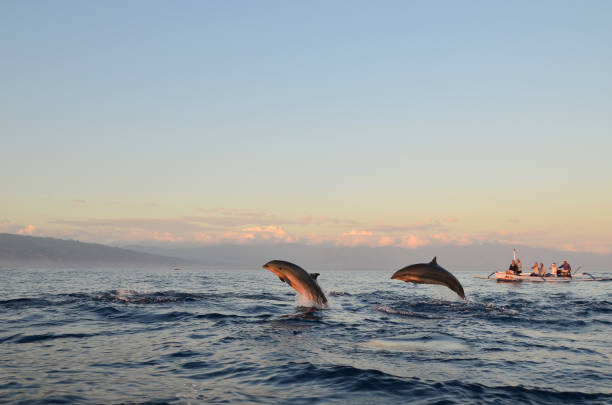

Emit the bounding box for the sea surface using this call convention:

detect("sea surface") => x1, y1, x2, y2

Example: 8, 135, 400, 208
1, 266, 610, 404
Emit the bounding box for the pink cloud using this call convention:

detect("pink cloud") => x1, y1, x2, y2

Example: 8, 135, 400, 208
242, 225, 293, 241
36, 211, 611, 255
343, 229, 373, 236
431, 233, 473, 246
297, 216, 361, 226
559, 242, 610, 255
370, 218, 442, 233
377, 236, 396, 246
17, 225, 36, 235
194, 232, 214, 242
399, 234, 431, 249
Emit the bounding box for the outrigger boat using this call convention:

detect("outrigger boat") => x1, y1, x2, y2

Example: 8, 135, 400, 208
490, 272, 595, 282
474, 271, 608, 282
473, 248, 610, 282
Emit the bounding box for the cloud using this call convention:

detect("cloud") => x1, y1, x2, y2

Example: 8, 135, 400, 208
559, 242, 610, 255
1, 220, 37, 235
377, 236, 396, 246
431, 233, 473, 246
17, 225, 36, 235
241, 225, 294, 242
297, 216, 361, 226
342, 229, 373, 236
52, 218, 205, 232
185, 209, 287, 227
34, 210, 611, 256
72, 199, 86, 204
370, 218, 443, 233
399, 234, 431, 249
194, 209, 361, 228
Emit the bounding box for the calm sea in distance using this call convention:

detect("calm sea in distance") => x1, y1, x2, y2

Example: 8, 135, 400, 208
1, 266, 610, 404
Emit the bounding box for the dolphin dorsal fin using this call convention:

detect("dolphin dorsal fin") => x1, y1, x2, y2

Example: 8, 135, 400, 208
430, 257, 437, 265
309, 273, 320, 280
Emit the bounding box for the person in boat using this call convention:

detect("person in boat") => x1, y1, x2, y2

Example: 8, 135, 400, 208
507, 260, 518, 275
549, 262, 558, 276
516, 258, 522, 275
539, 263, 546, 276
559, 260, 572, 277
530, 261, 540, 276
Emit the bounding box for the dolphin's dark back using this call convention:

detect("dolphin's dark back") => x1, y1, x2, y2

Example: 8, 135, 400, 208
391, 257, 465, 299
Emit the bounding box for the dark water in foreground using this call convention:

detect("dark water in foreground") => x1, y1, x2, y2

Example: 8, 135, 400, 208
1, 267, 610, 404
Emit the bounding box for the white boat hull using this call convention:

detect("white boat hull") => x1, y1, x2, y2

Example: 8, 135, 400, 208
491, 272, 600, 282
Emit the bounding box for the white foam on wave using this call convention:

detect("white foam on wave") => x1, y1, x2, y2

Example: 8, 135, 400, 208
291, 292, 341, 310
363, 333, 469, 352
375, 305, 421, 317
294, 293, 326, 310
327, 291, 352, 297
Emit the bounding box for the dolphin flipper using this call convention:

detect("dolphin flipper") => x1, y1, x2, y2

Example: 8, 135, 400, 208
278, 276, 293, 287
309, 273, 320, 280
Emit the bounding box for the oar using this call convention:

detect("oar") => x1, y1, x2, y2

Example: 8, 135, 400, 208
567, 266, 581, 278
487, 272, 496, 279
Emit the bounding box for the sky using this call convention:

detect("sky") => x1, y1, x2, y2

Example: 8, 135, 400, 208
1, 1, 611, 254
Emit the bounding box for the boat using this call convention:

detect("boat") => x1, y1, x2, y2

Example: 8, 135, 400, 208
474, 272, 605, 282
493, 272, 573, 282
472, 248, 610, 282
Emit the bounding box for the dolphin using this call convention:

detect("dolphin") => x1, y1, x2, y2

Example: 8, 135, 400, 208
391, 257, 466, 299
262, 260, 328, 306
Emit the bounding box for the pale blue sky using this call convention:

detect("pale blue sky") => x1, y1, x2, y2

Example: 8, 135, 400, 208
2, 1, 611, 252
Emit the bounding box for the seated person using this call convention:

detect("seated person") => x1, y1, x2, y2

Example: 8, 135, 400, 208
530, 261, 540, 276
539, 263, 546, 276
516, 259, 522, 274
549, 262, 558, 276
507, 260, 518, 275
559, 260, 572, 277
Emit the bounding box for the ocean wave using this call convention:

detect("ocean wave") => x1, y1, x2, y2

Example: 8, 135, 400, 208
0, 297, 54, 310
2, 332, 97, 344
374, 305, 442, 319
261, 363, 610, 403
328, 291, 352, 297
363, 333, 470, 352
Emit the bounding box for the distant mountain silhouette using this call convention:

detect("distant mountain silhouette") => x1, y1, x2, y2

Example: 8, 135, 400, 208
0, 233, 187, 268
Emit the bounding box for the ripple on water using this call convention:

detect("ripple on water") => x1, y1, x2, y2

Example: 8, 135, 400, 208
364, 333, 470, 352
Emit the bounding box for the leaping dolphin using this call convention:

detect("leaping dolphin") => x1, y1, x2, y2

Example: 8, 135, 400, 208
262, 260, 328, 306
391, 257, 465, 299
